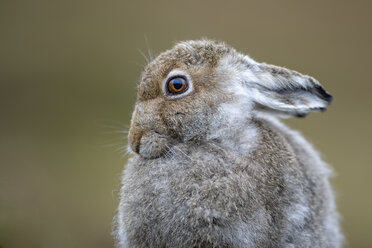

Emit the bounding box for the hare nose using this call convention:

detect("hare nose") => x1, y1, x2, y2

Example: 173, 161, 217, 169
128, 130, 144, 154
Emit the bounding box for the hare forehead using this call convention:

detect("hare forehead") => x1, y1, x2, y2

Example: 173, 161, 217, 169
144, 41, 230, 77
137, 40, 233, 101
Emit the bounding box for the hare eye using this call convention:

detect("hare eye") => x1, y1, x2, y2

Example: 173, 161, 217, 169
167, 76, 188, 94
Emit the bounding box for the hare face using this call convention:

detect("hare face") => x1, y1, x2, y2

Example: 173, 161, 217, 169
128, 40, 332, 159
128, 45, 234, 158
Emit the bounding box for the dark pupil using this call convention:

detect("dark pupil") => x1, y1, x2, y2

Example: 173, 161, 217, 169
172, 78, 184, 90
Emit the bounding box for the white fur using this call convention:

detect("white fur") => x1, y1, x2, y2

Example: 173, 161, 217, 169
288, 203, 310, 225
211, 101, 259, 154
115, 205, 130, 248
206, 68, 259, 155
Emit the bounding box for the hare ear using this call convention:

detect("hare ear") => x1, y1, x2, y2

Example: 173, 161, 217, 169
243, 62, 333, 118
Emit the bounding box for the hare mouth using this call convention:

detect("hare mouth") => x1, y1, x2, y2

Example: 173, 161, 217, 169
137, 131, 170, 159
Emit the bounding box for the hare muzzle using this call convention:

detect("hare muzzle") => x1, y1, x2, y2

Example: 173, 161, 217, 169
129, 130, 169, 159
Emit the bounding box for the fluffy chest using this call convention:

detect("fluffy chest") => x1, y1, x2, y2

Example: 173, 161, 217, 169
122, 144, 267, 225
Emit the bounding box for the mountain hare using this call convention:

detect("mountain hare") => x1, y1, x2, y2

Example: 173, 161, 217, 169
115, 40, 343, 248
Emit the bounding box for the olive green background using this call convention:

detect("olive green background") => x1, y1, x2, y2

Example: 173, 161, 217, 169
1, 1, 371, 247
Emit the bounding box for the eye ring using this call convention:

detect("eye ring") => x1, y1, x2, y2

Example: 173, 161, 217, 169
166, 76, 189, 95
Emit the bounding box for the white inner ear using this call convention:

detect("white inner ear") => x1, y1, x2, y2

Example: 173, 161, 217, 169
231, 59, 329, 115
246, 85, 330, 118
162, 69, 194, 99
250, 88, 306, 111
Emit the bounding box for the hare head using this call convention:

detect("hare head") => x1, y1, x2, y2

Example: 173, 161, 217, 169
128, 40, 332, 159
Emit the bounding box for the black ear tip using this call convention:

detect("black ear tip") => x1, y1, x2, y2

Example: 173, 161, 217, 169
314, 85, 333, 104
324, 92, 333, 104
295, 112, 308, 118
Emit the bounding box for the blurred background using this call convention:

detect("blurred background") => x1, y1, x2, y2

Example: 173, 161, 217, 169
1, 0, 371, 247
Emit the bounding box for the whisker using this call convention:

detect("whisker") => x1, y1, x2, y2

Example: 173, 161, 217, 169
101, 125, 129, 131
144, 34, 154, 61
137, 48, 149, 64
102, 130, 129, 134
95, 119, 129, 129
119, 146, 132, 159
164, 144, 175, 159
102, 142, 121, 148
173, 146, 192, 161
129, 61, 148, 69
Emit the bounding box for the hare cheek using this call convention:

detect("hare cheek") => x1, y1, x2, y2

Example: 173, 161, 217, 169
138, 131, 169, 159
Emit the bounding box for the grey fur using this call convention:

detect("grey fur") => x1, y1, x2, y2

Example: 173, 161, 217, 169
114, 40, 343, 248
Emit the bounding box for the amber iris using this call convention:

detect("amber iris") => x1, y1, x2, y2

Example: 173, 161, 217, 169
167, 76, 188, 94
